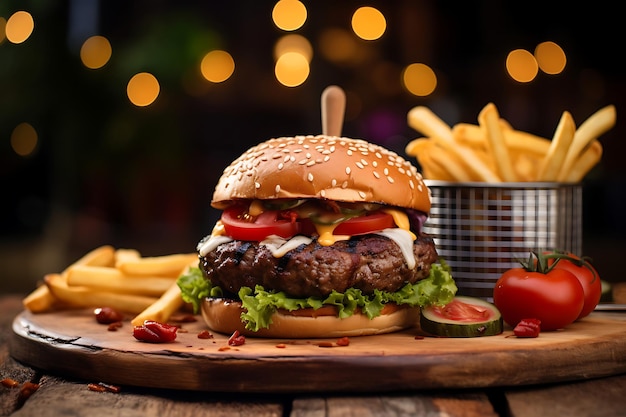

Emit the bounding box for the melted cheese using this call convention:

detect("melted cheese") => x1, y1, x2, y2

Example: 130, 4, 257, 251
383, 208, 417, 240
261, 235, 313, 257
315, 223, 351, 246
198, 235, 233, 257
375, 228, 417, 269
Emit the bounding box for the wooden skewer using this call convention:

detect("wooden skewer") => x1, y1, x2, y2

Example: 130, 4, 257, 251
321, 85, 346, 137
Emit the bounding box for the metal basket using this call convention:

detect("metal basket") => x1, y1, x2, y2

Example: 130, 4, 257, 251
423, 180, 583, 300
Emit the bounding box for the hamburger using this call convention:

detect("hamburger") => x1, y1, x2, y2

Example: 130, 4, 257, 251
178, 134, 456, 338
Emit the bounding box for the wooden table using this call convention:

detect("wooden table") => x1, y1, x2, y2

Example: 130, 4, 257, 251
2, 294, 626, 417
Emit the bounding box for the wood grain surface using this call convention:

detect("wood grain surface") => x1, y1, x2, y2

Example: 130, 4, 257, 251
9, 308, 626, 393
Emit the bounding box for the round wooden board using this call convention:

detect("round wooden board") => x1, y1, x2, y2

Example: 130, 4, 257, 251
10, 309, 626, 393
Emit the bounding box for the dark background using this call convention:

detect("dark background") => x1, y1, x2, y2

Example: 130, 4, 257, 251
2, 0, 624, 294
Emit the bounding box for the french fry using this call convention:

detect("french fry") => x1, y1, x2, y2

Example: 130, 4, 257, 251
478, 103, 516, 182
66, 265, 177, 297
558, 105, 616, 182
131, 277, 187, 326
453, 123, 551, 157
22, 284, 58, 313
537, 111, 576, 181
117, 253, 197, 277
22, 245, 116, 313
407, 107, 500, 182
45, 273, 158, 314
562, 140, 603, 183
114, 248, 141, 268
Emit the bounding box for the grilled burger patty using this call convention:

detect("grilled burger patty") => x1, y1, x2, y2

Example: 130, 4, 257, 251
199, 234, 438, 298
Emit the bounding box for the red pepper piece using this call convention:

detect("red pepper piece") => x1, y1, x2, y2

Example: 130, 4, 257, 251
228, 330, 246, 346
133, 320, 178, 343
513, 318, 541, 338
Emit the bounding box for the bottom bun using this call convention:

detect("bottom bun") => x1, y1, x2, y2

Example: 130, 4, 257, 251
201, 298, 420, 338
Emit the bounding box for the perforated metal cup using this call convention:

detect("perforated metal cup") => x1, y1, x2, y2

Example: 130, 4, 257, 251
423, 180, 583, 300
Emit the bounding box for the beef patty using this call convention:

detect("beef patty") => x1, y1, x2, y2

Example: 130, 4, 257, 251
199, 234, 438, 298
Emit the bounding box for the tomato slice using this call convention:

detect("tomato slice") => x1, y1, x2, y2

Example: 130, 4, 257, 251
221, 206, 300, 241
333, 211, 395, 236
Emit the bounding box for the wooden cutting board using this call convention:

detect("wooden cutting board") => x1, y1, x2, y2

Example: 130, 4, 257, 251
10, 309, 626, 393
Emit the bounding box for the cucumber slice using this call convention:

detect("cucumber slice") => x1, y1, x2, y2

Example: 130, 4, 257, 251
420, 296, 503, 337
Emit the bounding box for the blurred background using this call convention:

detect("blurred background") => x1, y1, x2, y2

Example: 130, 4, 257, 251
1, 0, 624, 294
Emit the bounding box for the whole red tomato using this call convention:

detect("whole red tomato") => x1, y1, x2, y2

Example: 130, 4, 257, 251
546, 252, 601, 320
493, 253, 585, 331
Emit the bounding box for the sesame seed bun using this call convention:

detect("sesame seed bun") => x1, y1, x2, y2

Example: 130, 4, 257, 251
201, 298, 421, 338
211, 135, 431, 212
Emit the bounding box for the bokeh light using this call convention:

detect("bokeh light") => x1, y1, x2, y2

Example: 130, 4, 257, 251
200, 50, 235, 83
5, 11, 34, 44
11, 123, 38, 157
402, 63, 437, 97
80, 36, 112, 69
351, 6, 386, 40
127, 72, 160, 107
275, 52, 309, 87
318, 27, 366, 65
534, 41, 566, 75
274, 34, 313, 62
272, 0, 307, 31
506, 49, 538, 83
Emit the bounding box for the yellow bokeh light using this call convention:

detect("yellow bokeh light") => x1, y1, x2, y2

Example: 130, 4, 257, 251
318, 28, 362, 64
506, 49, 538, 83
274, 34, 313, 63
402, 63, 437, 97
200, 50, 235, 83
80, 36, 112, 69
11, 122, 38, 157
272, 0, 307, 31
275, 52, 309, 87
127, 72, 160, 107
351, 6, 386, 41
534, 41, 566, 75
5, 11, 34, 44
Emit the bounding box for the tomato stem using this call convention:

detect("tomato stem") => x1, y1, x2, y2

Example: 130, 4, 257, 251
518, 250, 598, 283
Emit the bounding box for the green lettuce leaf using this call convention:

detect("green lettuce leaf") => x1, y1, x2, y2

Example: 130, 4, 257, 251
177, 261, 457, 332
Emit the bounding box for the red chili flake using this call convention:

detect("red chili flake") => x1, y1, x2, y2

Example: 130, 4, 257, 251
227, 330, 246, 346
94, 307, 124, 324
414, 335, 425, 340
513, 318, 542, 338
133, 320, 178, 343
197, 330, 213, 339
87, 383, 106, 392
317, 342, 334, 348
336, 337, 350, 346
17, 382, 39, 402
275, 343, 287, 349
218, 346, 231, 351
1, 378, 19, 388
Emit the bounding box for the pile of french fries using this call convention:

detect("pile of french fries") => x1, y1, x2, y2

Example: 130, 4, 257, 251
22, 245, 197, 326
405, 103, 616, 183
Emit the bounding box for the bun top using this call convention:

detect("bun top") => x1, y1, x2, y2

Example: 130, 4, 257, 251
211, 135, 430, 212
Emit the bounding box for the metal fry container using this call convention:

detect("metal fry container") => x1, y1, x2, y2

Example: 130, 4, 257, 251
423, 180, 583, 300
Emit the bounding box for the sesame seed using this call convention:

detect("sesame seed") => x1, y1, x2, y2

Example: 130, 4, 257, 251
373, 171, 380, 179
356, 162, 364, 169
307, 160, 316, 166
345, 166, 351, 175
372, 161, 378, 167
275, 184, 281, 193
384, 168, 389, 175
331, 179, 337, 187
387, 176, 394, 183
320, 190, 326, 197
347, 150, 353, 156
360, 158, 368, 166
409, 180, 415, 189
359, 191, 366, 199
255, 182, 261, 189
323, 156, 330, 162
308, 173, 314, 182
299, 159, 307, 165
278, 162, 284, 170
342, 181, 348, 188
272, 153, 282, 159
